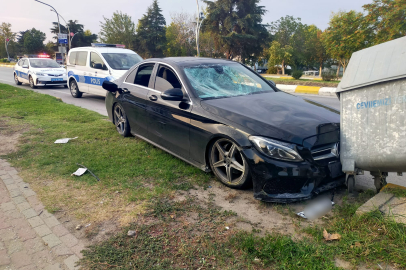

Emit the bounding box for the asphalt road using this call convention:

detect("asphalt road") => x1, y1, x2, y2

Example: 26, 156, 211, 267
0, 66, 404, 191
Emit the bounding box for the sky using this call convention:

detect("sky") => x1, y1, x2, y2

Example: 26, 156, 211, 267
2, 0, 372, 42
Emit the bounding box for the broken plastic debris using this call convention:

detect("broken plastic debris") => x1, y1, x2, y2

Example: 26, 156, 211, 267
225, 226, 230, 230
71, 168, 87, 176
127, 230, 136, 237
323, 229, 341, 241
54, 137, 78, 144
297, 198, 335, 219
85, 223, 91, 228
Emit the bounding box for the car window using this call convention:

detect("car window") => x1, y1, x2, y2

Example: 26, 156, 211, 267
125, 68, 137, 84
76, 51, 88, 66
18, 59, 23, 66
183, 63, 275, 99
30, 59, 60, 68
154, 65, 182, 92
69, 52, 77, 65
133, 64, 154, 87
22, 59, 28, 67
101, 53, 143, 70
90, 52, 108, 70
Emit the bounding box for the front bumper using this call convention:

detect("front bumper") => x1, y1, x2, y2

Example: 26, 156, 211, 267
36, 76, 67, 86
242, 148, 345, 203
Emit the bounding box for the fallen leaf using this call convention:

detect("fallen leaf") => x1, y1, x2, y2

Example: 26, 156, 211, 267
170, 215, 175, 219
355, 242, 361, 247
323, 229, 341, 241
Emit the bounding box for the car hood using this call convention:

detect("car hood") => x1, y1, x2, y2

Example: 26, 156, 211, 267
34, 68, 66, 74
200, 91, 340, 146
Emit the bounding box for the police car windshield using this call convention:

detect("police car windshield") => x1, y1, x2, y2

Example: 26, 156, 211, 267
30, 59, 60, 68
102, 53, 143, 70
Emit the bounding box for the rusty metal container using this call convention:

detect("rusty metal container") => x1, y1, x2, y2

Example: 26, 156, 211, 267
337, 36, 406, 191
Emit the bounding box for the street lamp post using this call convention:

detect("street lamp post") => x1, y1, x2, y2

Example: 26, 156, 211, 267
5, 38, 11, 61
195, 0, 205, 57
51, 11, 71, 50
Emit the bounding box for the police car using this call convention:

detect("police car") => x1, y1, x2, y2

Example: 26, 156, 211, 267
14, 55, 67, 89
67, 44, 143, 98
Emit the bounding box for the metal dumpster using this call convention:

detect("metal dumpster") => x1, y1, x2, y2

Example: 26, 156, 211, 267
337, 36, 406, 192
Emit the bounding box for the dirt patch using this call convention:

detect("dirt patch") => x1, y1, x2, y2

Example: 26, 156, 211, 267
175, 180, 346, 237
0, 119, 27, 155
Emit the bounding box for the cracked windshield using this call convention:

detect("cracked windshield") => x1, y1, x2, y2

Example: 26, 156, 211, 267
184, 64, 275, 99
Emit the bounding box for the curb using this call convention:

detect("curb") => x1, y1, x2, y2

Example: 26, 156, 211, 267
0, 64, 14, 68
276, 84, 337, 96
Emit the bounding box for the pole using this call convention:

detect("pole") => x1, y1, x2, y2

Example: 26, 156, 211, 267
196, 0, 200, 57
55, 13, 70, 50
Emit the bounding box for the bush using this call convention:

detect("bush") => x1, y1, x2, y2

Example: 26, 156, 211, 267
0, 59, 10, 63
321, 71, 338, 81
285, 69, 292, 75
292, 70, 303, 80
267, 66, 278, 74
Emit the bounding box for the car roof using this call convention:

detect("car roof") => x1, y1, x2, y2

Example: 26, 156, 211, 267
144, 57, 239, 67
69, 47, 137, 54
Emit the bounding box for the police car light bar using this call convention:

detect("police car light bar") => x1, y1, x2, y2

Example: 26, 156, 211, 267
91, 43, 126, 48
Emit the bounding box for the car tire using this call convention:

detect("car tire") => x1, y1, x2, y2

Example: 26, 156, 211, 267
69, 80, 82, 98
29, 76, 37, 89
14, 73, 22, 85
113, 103, 130, 137
209, 138, 251, 189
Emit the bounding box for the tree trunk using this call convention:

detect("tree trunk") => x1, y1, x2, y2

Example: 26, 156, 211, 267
336, 62, 341, 77
282, 59, 285, 75
319, 62, 322, 77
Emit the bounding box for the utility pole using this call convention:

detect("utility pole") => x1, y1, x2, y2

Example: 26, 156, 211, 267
52, 11, 71, 50
195, 0, 205, 57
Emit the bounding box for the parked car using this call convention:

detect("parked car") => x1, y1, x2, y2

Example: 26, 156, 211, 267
67, 43, 143, 98
102, 57, 344, 203
13, 56, 67, 88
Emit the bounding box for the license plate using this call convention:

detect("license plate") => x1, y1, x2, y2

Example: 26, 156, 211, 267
51, 78, 63, 81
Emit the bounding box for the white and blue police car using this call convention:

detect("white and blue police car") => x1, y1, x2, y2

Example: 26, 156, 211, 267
66, 44, 143, 98
14, 55, 67, 89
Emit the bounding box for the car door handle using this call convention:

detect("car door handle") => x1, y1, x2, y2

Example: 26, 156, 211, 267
149, 95, 158, 101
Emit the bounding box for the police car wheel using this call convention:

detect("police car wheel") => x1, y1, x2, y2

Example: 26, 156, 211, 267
29, 76, 37, 89
113, 103, 130, 137
69, 81, 82, 98
14, 73, 22, 85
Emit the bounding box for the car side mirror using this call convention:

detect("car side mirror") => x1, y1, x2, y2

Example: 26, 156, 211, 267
22, 65, 28, 68
161, 88, 184, 101
102, 81, 118, 92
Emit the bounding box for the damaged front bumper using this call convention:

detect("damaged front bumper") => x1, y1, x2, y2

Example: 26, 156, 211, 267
242, 148, 345, 203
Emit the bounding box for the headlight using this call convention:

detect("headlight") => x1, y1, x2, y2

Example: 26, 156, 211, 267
249, 136, 303, 162
34, 71, 45, 76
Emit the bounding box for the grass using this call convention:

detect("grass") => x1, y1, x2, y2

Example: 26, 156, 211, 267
265, 77, 340, 87
0, 83, 211, 223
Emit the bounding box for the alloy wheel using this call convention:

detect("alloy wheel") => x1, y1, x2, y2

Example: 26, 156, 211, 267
14, 74, 18, 83
70, 82, 77, 95
210, 138, 246, 185
29, 77, 34, 88
114, 105, 126, 134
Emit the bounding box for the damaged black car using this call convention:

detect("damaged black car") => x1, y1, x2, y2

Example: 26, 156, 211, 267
103, 57, 344, 203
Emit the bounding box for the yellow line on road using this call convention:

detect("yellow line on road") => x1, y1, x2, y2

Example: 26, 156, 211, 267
295, 86, 320, 94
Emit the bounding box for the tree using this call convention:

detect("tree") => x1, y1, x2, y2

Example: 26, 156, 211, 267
165, 12, 196, 57
322, 11, 372, 73
363, 0, 406, 44
203, 0, 270, 62
270, 16, 307, 69
99, 11, 136, 49
0, 22, 16, 58
304, 26, 328, 75
135, 0, 167, 58
72, 30, 98, 48
267, 41, 293, 75
23, 28, 46, 54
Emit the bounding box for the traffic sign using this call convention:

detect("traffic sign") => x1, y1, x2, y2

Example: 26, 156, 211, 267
57, 33, 68, 44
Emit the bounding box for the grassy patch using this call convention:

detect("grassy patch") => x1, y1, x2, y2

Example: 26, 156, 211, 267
265, 77, 340, 87
0, 83, 211, 223
383, 187, 406, 198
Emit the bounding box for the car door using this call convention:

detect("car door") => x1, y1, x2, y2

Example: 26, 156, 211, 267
71, 51, 89, 93
88, 52, 110, 96
19, 59, 30, 82
120, 63, 156, 138
145, 64, 192, 159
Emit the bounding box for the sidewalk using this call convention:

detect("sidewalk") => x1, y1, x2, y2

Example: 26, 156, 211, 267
0, 159, 84, 270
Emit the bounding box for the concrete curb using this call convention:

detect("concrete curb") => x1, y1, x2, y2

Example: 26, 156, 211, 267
0, 64, 14, 68
276, 84, 337, 96
0, 159, 85, 269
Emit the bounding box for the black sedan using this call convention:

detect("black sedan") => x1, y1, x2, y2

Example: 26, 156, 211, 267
102, 57, 344, 203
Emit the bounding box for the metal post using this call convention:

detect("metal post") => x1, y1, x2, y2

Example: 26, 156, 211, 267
196, 0, 200, 57
5, 39, 11, 61
55, 12, 70, 50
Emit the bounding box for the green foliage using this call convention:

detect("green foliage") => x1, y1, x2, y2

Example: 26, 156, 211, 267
203, 0, 270, 62
267, 66, 278, 74
292, 70, 303, 79
99, 12, 136, 50
23, 28, 46, 54
0, 59, 10, 63
267, 41, 293, 75
322, 11, 372, 72
321, 71, 338, 81
363, 0, 406, 44
135, 0, 167, 58
164, 13, 196, 57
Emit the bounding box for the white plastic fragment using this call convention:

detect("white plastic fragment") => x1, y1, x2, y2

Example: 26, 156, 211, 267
71, 168, 87, 176
54, 137, 78, 144
225, 226, 230, 230
297, 199, 335, 219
